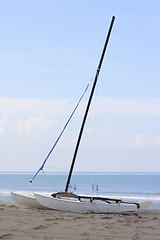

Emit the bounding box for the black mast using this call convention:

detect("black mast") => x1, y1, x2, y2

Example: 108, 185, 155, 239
65, 16, 115, 192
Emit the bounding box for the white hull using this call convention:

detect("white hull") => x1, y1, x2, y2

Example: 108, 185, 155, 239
11, 192, 49, 209
34, 193, 138, 213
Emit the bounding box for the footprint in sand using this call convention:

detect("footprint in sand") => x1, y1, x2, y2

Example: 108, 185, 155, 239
0, 233, 13, 239
34, 225, 47, 230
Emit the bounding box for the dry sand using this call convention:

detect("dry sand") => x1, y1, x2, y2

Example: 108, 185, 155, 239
0, 201, 160, 240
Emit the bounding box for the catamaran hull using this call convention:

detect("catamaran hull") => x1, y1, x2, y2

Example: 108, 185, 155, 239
11, 192, 49, 209
34, 193, 138, 213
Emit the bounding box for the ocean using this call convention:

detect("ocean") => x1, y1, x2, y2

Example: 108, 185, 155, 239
0, 172, 160, 209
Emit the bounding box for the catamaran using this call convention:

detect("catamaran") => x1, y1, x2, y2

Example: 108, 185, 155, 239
11, 16, 151, 213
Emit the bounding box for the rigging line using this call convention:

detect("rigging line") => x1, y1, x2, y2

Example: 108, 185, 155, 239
44, 166, 69, 171
41, 170, 58, 192
30, 79, 93, 183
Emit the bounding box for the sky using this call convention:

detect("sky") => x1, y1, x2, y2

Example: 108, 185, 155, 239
0, 0, 160, 173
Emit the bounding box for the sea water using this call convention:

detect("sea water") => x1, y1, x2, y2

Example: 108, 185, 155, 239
0, 172, 160, 209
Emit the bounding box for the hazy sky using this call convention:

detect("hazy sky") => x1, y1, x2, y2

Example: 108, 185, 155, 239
0, 0, 160, 173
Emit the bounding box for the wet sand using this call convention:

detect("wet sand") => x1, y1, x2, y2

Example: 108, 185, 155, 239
0, 201, 160, 239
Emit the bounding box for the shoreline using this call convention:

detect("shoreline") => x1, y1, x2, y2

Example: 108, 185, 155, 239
0, 201, 160, 239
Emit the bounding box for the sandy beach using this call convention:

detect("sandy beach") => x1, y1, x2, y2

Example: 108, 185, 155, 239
0, 201, 160, 240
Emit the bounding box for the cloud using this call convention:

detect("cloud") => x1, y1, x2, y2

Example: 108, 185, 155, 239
14, 116, 56, 136
1, 97, 160, 172
96, 97, 160, 116
1, 97, 160, 120
0, 112, 11, 136
150, 137, 160, 146
131, 134, 160, 147
0, 98, 83, 144
1, 97, 160, 142
131, 134, 148, 147
0, 98, 74, 118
